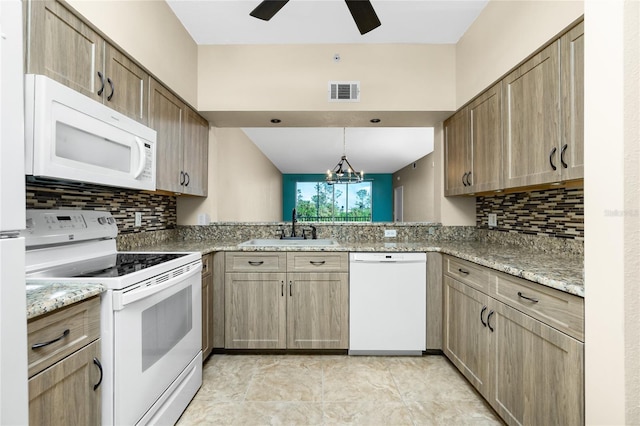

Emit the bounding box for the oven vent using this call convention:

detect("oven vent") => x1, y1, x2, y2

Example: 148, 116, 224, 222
328, 81, 360, 102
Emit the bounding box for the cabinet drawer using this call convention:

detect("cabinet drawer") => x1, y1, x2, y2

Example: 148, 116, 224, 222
225, 252, 286, 272
202, 253, 213, 276
490, 271, 584, 341
287, 252, 348, 272
444, 256, 490, 293
27, 296, 100, 378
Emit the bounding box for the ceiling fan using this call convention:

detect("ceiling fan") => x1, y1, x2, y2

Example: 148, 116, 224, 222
249, 0, 382, 35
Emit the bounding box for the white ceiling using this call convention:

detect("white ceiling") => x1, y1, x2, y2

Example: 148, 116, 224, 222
166, 0, 489, 45
243, 127, 434, 174
166, 0, 487, 173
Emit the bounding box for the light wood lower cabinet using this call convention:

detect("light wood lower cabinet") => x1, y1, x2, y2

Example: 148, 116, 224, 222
443, 255, 584, 426
287, 272, 348, 349
225, 272, 287, 349
201, 253, 214, 361
27, 297, 102, 425
224, 252, 349, 350
29, 340, 101, 425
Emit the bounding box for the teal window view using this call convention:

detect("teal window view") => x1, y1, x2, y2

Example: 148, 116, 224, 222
282, 174, 393, 222
296, 181, 372, 222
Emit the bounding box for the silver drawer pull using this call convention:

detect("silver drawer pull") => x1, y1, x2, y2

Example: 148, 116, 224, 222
309, 260, 326, 266
248, 261, 264, 266
32, 329, 70, 349
517, 291, 539, 303
458, 268, 470, 275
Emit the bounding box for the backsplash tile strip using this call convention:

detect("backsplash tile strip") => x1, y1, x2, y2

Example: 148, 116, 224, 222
26, 182, 177, 235
476, 187, 584, 240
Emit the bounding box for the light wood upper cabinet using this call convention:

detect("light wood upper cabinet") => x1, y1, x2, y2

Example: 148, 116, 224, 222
26, 0, 104, 102
150, 78, 184, 193
287, 272, 349, 349
560, 21, 585, 181
444, 108, 470, 196
502, 41, 561, 188
104, 46, 149, 124
26, 0, 149, 124
150, 78, 209, 196
181, 107, 209, 196
444, 19, 583, 195
469, 83, 502, 193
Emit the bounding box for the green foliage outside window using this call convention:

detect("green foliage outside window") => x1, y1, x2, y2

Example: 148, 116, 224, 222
295, 181, 372, 222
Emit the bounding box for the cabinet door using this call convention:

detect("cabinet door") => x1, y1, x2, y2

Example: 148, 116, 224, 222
212, 252, 226, 348
29, 340, 101, 426
502, 42, 561, 188
444, 109, 470, 196
469, 83, 502, 193
225, 272, 287, 349
491, 301, 584, 426
560, 21, 584, 181
104, 45, 149, 124
150, 78, 183, 193
201, 257, 213, 361
181, 107, 209, 196
287, 272, 349, 349
443, 276, 492, 397
26, 0, 104, 102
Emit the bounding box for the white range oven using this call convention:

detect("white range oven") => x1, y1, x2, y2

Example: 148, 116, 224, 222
23, 209, 202, 426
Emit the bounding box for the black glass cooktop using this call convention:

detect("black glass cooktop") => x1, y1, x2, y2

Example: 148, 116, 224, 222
75, 253, 188, 278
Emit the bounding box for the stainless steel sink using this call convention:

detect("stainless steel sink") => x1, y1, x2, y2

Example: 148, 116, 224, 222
238, 238, 340, 247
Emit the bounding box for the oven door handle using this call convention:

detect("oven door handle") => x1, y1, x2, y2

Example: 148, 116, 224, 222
113, 262, 202, 310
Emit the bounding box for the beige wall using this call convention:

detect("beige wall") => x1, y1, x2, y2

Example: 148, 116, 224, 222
198, 44, 456, 112
66, 0, 198, 106
212, 128, 282, 223
393, 154, 435, 222
584, 1, 640, 423
456, 0, 584, 107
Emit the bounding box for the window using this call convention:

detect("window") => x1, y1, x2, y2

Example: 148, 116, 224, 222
295, 181, 372, 222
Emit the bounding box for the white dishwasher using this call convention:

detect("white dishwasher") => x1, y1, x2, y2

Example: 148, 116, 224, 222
349, 252, 427, 355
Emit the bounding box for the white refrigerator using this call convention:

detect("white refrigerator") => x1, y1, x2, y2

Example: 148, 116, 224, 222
0, 0, 29, 424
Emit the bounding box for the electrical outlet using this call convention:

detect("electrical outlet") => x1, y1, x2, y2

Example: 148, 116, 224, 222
135, 212, 142, 227
488, 213, 497, 227
384, 229, 397, 238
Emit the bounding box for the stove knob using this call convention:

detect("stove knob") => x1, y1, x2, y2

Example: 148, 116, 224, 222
107, 217, 115, 225
98, 217, 107, 225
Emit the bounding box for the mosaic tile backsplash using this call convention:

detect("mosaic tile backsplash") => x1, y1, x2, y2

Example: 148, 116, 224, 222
476, 187, 584, 239
26, 181, 177, 235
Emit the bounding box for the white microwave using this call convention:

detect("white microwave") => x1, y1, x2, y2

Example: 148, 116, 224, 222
24, 74, 156, 191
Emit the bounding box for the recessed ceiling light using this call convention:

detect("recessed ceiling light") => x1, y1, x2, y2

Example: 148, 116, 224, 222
370, 118, 381, 123
270, 118, 281, 124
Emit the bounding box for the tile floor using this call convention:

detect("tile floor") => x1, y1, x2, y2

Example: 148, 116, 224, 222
177, 354, 503, 425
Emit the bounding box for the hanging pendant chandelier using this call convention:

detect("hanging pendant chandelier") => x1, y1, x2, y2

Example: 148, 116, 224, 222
326, 128, 364, 185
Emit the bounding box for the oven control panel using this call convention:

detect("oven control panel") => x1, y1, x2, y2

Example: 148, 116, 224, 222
23, 209, 118, 247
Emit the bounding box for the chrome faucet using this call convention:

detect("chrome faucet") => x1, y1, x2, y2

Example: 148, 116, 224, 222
291, 208, 297, 238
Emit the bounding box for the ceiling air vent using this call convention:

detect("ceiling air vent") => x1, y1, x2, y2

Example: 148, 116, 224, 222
328, 81, 360, 102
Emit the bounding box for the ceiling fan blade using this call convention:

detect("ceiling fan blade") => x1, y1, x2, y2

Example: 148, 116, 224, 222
345, 0, 381, 35
250, 0, 290, 21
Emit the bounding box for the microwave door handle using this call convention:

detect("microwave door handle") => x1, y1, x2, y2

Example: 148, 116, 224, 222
133, 137, 146, 178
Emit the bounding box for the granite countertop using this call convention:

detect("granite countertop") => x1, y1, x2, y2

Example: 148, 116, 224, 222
131, 238, 585, 298
26, 281, 105, 320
